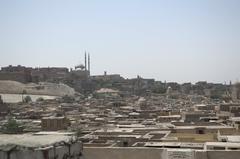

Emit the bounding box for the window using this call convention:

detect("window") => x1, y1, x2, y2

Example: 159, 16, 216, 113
228, 148, 239, 150
213, 147, 225, 150
198, 129, 205, 134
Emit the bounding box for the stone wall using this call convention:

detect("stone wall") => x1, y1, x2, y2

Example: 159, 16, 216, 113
83, 147, 240, 159
0, 66, 69, 83
83, 147, 166, 159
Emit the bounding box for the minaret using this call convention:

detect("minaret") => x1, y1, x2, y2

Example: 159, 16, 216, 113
88, 53, 90, 75
84, 51, 87, 71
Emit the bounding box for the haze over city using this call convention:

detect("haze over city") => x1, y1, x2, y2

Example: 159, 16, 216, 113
2, 1, 240, 159
1, 0, 240, 83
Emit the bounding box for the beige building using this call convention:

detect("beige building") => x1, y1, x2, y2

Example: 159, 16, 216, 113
41, 116, 69, 131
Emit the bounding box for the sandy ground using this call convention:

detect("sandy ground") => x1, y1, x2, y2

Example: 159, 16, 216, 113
0, 80, 75, 97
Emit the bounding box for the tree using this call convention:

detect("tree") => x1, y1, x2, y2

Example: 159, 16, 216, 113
23, 96, 32, 103
0, 95, 3, 104
1, 118, 23, 134
36, 97, 44, 102
75, 128, 83, 137
22, 90, 27, 102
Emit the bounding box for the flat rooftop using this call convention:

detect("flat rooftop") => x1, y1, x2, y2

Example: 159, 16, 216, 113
0, 133, 75, 150
144, 142, 204, 148
205, 142, 240, 147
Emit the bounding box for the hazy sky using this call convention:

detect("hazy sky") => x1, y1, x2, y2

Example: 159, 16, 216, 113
0, 0, 240, 83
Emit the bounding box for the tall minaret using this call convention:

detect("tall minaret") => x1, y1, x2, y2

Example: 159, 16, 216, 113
88, 53, 90, 75
84, 51, 87, 71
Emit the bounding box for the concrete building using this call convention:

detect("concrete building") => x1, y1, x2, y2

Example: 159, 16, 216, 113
157, 115, 181, 123
41, 116, 69, 131
0, 133, 82, 159
182, 112, 215, 123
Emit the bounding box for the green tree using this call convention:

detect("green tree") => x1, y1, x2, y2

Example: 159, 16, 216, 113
1, 118, 23, 134
0, 95, 3, 104
23, 96, 32, 103
36, 97, 44, 102
75, 127, 83, 138
22, 90, 27, 102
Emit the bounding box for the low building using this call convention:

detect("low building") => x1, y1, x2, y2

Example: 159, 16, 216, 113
0, 133, 82, 159
205, 142, 240, 150
182, 112, 215, 123
157, 115, 181, 123
41, 116, 69, 131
